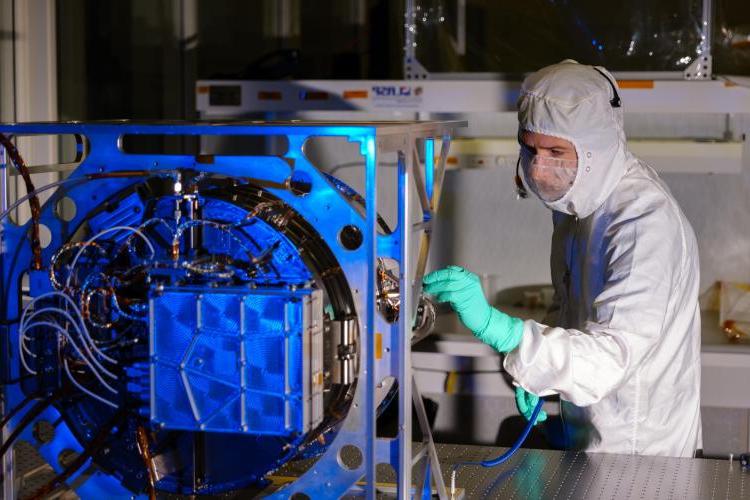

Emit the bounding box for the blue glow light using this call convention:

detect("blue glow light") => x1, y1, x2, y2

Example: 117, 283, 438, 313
425, 138, 435, 202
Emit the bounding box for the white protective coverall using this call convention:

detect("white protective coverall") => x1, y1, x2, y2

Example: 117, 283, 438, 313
504, 60, 702, 457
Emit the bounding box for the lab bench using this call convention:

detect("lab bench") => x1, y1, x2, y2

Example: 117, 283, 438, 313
271, 443, 750, 499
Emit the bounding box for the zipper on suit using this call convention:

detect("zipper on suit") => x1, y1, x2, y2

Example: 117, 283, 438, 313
562, 216, 578, 302
559, 215, 578, 449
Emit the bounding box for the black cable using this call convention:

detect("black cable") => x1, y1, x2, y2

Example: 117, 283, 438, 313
592, 67, 621, 108
0, 392, 36, 430
0, 390, 64, 486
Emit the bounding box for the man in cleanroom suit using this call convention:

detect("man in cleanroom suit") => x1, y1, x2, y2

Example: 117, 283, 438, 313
424, 60, 702, 457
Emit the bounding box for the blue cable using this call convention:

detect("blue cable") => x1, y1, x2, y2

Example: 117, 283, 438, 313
421, 460, 432, 499
452, 399, 544, 471
480, 399, 544, 467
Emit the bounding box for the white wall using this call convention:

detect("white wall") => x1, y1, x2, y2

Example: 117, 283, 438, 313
429, 166, 553, 288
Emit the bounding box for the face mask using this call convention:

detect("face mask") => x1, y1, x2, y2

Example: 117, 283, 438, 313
519, 148, 578, 202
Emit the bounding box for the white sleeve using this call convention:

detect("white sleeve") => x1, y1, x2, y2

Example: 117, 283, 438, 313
503, 204, 682, 406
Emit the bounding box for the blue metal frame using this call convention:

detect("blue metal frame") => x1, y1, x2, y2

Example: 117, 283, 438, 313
0, 120, 463, 499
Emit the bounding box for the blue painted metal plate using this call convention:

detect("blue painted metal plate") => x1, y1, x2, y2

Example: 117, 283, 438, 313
149, 285, 315, 436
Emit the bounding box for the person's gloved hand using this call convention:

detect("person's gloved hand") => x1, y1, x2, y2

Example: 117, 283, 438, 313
515, 387, 548, 425
422, 265, 524, 352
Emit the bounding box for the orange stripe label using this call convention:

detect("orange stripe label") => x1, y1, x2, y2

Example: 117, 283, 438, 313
617, 80, 654, 89
343, 90, 368, 99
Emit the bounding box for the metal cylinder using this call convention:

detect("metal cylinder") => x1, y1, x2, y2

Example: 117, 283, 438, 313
330, 318, 357, 385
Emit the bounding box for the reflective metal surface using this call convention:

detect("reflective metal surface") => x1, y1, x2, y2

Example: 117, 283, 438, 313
441, 444, 749, 499
269, 443, 750, 499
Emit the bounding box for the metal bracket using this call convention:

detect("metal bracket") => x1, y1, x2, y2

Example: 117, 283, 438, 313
412, 376, 448, 499
406, 58, 431, 81
684, 0, 713, 80
683, 55, 712, 80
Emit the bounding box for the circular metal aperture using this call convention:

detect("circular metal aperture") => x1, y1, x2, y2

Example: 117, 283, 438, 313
37, 224, 52, 248
337, 444, 364, 471
289, 171, 313, 196
56, 196, 78, 222
32, 420, 55, 444
339, 225, 363, 251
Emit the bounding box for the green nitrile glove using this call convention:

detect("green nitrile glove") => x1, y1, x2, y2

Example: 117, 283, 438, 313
422, 265, 524, 353
515, 387, 548, 424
